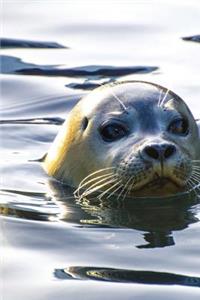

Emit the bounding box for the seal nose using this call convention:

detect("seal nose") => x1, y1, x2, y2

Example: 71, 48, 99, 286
143, 143, 176, 161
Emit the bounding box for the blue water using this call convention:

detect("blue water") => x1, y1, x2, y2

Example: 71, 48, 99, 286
1, 1, 200, 299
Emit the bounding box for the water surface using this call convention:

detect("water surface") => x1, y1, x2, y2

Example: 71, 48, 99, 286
1, 1, 200, 299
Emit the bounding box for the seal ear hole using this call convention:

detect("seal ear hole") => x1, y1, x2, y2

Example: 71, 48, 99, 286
81, 117, 89, 131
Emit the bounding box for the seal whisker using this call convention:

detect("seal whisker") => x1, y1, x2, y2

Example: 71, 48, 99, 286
160, 89, 169, 108
190, 178, 200, 187
79, 167, 115, 184
74, 167, 116, 197
186, 180, 193, 191
189, 174, 200, 183
77, 176, 116, 200
191, 167, 200, 170
122, 177, 135, 201
117, 177, 134, 201
157, 88, 163, 107
191, 177, 200, 184
187, 179, 196, 190
191, 172, 200, 179
188, 181, 200, 196
79, 178, 118, 200
192, 166, 200, 169
106, 183, 124, 199
98, 181, 122, 200
189, 175, 200, 184
188, 177, 200, 191
78, 174, 116, 199
190, 169, 200, 177
186, 181, 199, 196
189, 171, 200, 179
109, 87, 128, 113
192, 167, 200, 172
75, 172, 115, 198
191, 168, 200, 173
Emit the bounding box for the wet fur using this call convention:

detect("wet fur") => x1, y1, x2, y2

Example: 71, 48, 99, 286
43, 81, 200, 198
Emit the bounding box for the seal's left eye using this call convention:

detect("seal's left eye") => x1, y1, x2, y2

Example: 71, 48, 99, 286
168, 118, 189, 135
100, 123, 128, 142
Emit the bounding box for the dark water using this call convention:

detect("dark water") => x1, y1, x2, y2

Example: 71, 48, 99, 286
1, 1, 200, 299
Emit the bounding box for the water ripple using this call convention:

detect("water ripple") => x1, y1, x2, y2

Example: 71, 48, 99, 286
0, 38, 67, 49
55, 266, 200, 287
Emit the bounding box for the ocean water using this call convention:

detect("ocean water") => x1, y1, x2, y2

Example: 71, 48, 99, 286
1, 1, 200, 299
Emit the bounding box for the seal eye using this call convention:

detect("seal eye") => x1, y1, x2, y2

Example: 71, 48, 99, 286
100, 123, 128, 142
168, 118, 189, 135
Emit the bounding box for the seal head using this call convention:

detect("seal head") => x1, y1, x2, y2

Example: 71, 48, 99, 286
43, 81, 200, 198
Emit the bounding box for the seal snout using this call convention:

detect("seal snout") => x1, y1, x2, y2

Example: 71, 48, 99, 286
115, 138, 192, 197
141, 143, 176, 162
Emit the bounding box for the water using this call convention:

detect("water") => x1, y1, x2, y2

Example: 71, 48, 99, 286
1, 1, 200, 299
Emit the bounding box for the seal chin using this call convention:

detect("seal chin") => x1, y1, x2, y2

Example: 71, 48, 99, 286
129, 176, 185, 198
145, 177, 180, 189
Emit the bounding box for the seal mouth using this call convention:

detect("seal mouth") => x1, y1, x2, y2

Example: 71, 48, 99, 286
132, 173, 182, 194
128, 175, 184, 198
145, 177, 180, 189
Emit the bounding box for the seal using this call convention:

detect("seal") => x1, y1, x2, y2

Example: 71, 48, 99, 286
43, 81, 200, 198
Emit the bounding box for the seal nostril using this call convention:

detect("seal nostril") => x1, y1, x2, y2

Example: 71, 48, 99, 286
164, 145, 176, 159
144, 144, 176, 160
144, 146, 160, 160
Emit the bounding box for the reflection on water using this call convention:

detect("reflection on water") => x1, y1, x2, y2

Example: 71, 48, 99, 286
182, 35, 200, 43
1, 55, 157, 81
0, 189, 59, 221
55, 266, 200, 287
1, 178, 199, 250
0, 37, 66, 49
1, 1, 200, 299
46, 180, 199, 249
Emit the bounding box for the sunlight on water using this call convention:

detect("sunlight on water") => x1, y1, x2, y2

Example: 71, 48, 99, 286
1, 1, 200, 300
